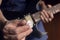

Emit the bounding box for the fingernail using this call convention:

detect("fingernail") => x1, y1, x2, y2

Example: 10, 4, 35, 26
49, 18, 52, 21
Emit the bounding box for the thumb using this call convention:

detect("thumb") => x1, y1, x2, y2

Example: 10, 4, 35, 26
38, 1, 47, 9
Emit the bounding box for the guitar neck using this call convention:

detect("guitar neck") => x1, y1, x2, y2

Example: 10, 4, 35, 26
31, 3, 60, 23
24, 3, 60, 28
46, 3, 60, 14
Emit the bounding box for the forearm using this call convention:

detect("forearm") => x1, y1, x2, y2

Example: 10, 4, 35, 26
0, 0, 7, 23
0, 0, 7, 39
0, 10, 7, 23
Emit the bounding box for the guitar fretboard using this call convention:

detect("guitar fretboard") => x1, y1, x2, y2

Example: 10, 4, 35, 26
31, 3, 60, 23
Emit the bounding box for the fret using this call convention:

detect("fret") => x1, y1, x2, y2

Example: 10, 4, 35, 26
32, 12, 41, 23
47, 3, 60, 14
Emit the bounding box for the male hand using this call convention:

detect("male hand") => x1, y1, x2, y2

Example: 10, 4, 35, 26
3, 19, 33, 40
40, 5, 54, 23
38, 1, 54, 23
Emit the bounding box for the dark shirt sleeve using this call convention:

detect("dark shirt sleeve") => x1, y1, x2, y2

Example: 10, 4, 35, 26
26, 0, 39, 13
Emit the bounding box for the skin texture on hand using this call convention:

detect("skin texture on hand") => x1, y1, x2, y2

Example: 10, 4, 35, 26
3, 19, 33, 40
38, 1, 54, 23
40, 5, 54, 23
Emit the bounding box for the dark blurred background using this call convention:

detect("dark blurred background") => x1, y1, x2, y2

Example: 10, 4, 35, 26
43, 0, 60, 5
43, 0, 60, 40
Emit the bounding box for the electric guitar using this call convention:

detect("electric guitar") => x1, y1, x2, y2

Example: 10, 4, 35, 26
0, 3, 60, 38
